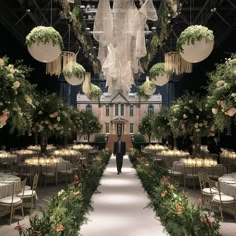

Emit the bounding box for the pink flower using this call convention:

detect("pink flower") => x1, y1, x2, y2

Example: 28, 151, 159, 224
219, 100, 225, 108
161, 190, 167, 198
0, 113, 8, 122
74, 175, 79, 182
55, 224, 64, 232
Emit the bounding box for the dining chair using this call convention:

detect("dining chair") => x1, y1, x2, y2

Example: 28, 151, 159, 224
0, 182, 25, 224
17, 173, 39, 212
41, 164, 58, 187
58, 162, 73, 184
183, 164, 198, 191
198, 172, 218, 209
208, 177, 236, 221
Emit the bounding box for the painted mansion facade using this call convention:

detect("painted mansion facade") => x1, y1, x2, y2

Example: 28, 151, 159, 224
76, 92, 162, 141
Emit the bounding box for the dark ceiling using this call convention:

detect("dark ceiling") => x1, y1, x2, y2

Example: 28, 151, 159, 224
0, 0, 235, 95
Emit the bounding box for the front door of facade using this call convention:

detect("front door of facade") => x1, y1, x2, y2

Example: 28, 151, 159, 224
116, 123, 124, 135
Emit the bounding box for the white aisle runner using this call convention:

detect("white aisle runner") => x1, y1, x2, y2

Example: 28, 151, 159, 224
80, 155, 167, 236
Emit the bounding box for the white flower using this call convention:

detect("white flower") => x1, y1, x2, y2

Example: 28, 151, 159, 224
216, 80, 224, 87
0, 58, 4, 66
25, 96, 33, 105
189, 100, 193, 103
58, 189, 65, 197
196, 115, 199, 119
183, 114, 188, 119
11, 81, 20, 90
57, 117, 61, 122
231, 93, 236, 97
212, 108, 218, 114
194, 123, 199, 128
195, 128, 200, 132
38, 111, 43, 115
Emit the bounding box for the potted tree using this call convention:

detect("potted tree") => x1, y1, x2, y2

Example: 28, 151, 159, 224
177, 25, 214, 63
149, 63, 171, 86
63, 62, 86, 86
26, 26, 63, 63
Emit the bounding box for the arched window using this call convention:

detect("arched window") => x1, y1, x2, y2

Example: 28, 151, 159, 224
148, 104, 154, 114
86, 104, 92, 113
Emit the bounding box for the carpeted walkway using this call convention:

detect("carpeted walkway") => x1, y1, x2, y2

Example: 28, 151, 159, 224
80, 154, 167, 236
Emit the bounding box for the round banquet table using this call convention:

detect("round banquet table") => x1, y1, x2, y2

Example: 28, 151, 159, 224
0, 172, 21, 199
218, 173, 236, 198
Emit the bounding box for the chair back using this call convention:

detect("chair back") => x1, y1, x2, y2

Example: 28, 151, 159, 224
32, 173, 39, 191
207, 177, 217, 196
198, 172, 209, 191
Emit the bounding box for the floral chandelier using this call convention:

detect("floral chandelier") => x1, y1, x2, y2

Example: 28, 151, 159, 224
93, 0, 158, 94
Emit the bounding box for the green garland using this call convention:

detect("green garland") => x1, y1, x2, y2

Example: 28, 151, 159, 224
15, 149, 112, 236
177, 25, 214, 52
26, 26, 64, 50
128, 150, 221, 236
63, 62, 86, 79
149, 63, 171, 78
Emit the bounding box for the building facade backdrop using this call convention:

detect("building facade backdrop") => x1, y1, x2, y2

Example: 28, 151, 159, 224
76, 92, 162, 142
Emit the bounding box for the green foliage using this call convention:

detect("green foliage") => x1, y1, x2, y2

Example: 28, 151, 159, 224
168, 92, 214, 137
177, 25, 214, 52
68, 6, 101, 73
26, 26, 64, 50
63, 62, 86, 79
0, 56, 37, 133
15, 150, 111, 236
129, 150, 221, 236
94, 134, 107, 143
79, 111, 102, 142
132, 134, 145, 143
139, 113, 154, 143
152, 106, 172, 139
207, 55, 236, 131
88, 83, 102, 100
149, 63, 171, 78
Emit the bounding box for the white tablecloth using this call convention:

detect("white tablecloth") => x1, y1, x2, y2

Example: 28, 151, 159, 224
218, 173, 236, 198
0, 172, 21, 198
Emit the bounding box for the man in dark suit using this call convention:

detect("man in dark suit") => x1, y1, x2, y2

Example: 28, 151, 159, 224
113, 134, 126, 175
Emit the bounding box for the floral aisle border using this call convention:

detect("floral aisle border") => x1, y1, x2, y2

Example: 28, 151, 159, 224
15, 149, 111, 236
128, 149, 221, 236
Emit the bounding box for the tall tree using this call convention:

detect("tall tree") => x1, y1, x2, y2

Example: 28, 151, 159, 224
139, 112, 154, 144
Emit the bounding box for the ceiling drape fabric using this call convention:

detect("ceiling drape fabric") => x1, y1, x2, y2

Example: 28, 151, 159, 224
93, 0, 157, 94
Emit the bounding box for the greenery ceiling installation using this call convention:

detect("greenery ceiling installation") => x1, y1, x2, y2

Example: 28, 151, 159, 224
26, 26, 64, 63
149, 63, 171, 86
63, 62, 86, 86
177, 25, 214, 63
61, 1, 101, 73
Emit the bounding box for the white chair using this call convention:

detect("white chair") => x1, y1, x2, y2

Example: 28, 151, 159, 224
208, 178, 236, 221
17, 174, 39, 212
0, 182, 25, 224
198, 172, 218, 209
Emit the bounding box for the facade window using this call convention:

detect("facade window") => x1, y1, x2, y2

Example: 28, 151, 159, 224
130, 104, 134, 117
130, 123, 134, 133
86, 104, 92, 113
84, 135, 88, 141
115, 104, 119, 116
105, 104, 109, 116
148, 104, 154, 114
120, 104, 124, 116
105, 123, 109, 133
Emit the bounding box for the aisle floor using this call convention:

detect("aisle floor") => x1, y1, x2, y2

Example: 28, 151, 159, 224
80, 154, 167, 236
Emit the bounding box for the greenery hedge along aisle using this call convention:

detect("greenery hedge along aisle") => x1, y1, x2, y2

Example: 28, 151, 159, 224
128, 149, 221, 236
15, 149, 111, 236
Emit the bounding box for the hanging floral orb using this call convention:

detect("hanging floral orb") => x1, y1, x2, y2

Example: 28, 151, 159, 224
63, 62, 86, 86
177, 25, 214, 63
26, 26, 63, 63
149, 63, 171, 86
142, 77, 156, 96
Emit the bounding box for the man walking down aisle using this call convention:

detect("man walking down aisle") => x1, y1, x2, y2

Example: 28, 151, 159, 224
113, 134, 126, 175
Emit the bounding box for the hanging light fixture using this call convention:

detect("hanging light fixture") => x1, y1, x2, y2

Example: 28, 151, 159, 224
164, 51, 192, 75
